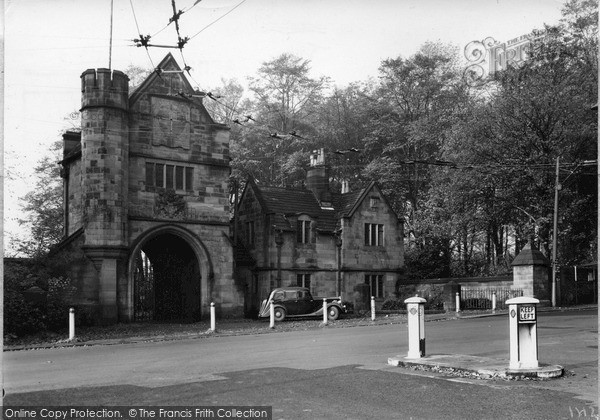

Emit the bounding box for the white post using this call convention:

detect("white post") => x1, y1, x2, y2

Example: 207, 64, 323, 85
492, 292, 497, 313
455, 292, 460, 313
322, 298, 328, 325
269, 301, 275, 329
68, 307, 75, 340
210, 302, 216, 332
404, 297, 426, 359
371, 296, 376, 321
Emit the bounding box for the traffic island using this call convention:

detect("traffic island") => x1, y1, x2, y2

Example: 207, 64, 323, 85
388, 354, 563, 380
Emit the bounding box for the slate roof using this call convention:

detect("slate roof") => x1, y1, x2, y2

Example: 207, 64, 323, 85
250, 183, 375, 233
252, 185, 338, 232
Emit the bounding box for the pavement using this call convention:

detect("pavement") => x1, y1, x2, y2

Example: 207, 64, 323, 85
388, 353, 564, 380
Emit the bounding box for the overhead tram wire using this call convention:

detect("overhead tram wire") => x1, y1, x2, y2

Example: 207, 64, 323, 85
188, 0, 248, 41
129, 0, 156, 70
128, 0, 301, 140
150, 0, 202, 38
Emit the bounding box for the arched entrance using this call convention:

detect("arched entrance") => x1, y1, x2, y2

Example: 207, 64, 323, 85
132, 232, 202, 322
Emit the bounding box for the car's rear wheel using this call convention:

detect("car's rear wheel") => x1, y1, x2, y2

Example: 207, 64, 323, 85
273, 307, 286, 321
327, 306, 340, 321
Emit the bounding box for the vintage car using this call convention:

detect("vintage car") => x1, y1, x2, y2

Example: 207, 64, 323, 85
258, 287, 346, 321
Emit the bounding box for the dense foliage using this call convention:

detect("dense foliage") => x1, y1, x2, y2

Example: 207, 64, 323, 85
13, 0, 597, 282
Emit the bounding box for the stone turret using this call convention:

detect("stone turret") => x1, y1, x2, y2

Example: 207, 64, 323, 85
80, 68, 129, 248
80, 68, 130, 322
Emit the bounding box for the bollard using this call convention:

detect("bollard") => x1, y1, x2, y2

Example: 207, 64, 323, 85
69, 307, 75, 340
269, 301, 275, 329
210, 302, 216, 332
455, 292, 460, 313
492, 292, 497, 313
404, 297, 426, 358
371, 296, 376, 321
322, 298, 328, 325
506, 297, 539, 369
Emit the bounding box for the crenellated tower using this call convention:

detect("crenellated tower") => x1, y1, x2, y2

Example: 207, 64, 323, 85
80, 68, 130, 322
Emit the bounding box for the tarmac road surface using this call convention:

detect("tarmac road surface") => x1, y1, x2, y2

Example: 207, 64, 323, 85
3, 309, 598, 419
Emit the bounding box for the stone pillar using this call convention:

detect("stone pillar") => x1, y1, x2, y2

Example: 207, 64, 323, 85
335, 230, 342, 297
275, 229, 283, 288
512, 242, 551, 305
84, 247, 128, 323
443, 281, 461, 312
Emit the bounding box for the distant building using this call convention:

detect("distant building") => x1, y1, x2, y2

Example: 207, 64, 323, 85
54, 54, 243, 323
235, 149, 405, 315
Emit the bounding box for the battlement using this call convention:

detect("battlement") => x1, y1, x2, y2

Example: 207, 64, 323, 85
81, 68, 129, 111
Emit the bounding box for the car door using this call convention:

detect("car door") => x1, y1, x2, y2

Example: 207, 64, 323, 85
284, 290, 302, 315
295, 290, 314, 315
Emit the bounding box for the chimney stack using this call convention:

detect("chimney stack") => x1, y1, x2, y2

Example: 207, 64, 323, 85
306, 149, 332, 205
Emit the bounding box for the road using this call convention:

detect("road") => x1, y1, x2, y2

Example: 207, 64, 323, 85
3, 309, 598, 419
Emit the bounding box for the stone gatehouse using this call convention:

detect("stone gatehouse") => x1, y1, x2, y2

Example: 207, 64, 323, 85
54, 54, 243, 323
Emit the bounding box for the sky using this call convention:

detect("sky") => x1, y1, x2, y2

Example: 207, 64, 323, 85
3, 0, 566, 254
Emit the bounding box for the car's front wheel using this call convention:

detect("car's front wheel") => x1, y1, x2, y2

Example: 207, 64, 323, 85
327, 306, 340, 321
273, 307, 286, 321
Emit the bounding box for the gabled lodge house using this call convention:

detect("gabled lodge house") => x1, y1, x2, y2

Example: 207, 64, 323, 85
51, 54, 405, 324
235, 149, 405, 316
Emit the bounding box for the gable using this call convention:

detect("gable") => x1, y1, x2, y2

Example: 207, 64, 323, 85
128, 53, 216, 128
341, 182, 400, 222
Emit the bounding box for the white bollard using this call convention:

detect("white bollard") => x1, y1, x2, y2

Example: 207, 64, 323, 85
69, 307, 75, 340
210, 302, 216, 332
371, 296, 376, 321
322, 298, 328, 325
269, 301, 275, 329
455, 292, 461, 313
404, 297, 426, 359
492, 292, 497, 313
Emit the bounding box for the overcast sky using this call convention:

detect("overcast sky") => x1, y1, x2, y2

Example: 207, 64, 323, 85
3, 0, 566, 253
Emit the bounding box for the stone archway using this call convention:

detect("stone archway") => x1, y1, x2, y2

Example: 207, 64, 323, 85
128, 226, 212, 322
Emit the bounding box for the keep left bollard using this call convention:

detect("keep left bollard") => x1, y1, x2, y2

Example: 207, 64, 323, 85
404, 297, 426, 359
269, 301, 275, 329
322, 298, 328, 325
69, 307, 75, 340
210, 302, 216, 332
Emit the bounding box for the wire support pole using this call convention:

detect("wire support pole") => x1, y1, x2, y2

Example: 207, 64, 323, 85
551, 156, 560, 307
109, 0, 114, 70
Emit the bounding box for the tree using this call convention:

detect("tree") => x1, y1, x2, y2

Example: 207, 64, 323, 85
234, 53, 330, 187
362, 42, 471, 242
428, 0, 598, 274
13, 140, 64, 258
